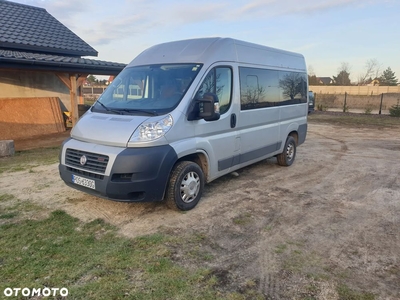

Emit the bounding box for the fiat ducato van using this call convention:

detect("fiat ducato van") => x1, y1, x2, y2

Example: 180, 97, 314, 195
59, 37, 309, 210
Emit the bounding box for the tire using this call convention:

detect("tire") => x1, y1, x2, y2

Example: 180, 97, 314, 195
166, 161, 205, 211
277, 136, 296, 166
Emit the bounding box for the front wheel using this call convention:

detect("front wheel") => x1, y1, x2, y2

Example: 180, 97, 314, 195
165, 161, 205, 211
277, 136, 296, 166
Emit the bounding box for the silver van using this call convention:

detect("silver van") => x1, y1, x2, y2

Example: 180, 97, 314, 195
59, 38, 308, 210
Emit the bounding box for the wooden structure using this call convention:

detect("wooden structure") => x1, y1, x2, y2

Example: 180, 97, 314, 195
0, 0, 126, 127
0, 97, 65, 140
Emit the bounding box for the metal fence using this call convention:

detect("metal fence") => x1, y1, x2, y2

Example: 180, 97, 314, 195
310, 85, 400, 96
83, 86, 106, 96
314, 92, 400, 115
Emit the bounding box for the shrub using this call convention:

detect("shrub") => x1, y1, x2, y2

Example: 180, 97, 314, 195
364, 105, 373, 115
316, 94, 337, 110
389, 99, 400, 117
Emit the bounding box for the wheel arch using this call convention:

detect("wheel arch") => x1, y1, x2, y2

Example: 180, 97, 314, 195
175, 151, 210, 182
288, 130, 299, 145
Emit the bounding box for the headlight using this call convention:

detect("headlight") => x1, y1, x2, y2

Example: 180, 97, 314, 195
130, 114, 173, 142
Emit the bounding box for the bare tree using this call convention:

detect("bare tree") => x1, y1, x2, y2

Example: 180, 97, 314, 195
243, 85, 265, 105
308, 64, 319, 85
333, 62, 352, 86
198, 71, 224, 99
308, 65, 315, 77
338, 62, 351, 74
279, 73, 304, 99
373, 61, 382, 79
357, 59, 382, 85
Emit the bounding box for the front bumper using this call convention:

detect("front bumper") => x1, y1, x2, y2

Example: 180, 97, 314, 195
59, 142, 178, 202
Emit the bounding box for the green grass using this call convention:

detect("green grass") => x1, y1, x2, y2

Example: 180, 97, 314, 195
0, 194, 44, 225
0, 147, 59, 174
0, 194, 16, 202
337, 284, 375, 300
0, 210, 256, 300
275, 244, 287, 254
0, 194, 18, 221
308, 112, 400, 128
0, 212, 18, 219
232, 212, 252, 225
271, 240, 376, 299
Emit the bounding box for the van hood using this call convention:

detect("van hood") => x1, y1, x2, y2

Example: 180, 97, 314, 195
71, 112, 150, 147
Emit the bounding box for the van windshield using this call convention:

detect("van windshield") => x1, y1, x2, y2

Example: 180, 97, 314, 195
92, 64, 202, 115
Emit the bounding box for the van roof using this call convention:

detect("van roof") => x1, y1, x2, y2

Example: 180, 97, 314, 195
128, 37, 306, 71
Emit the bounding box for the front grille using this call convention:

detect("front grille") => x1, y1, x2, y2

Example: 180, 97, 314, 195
65, 148, 109, 174
67, 167, 104, 180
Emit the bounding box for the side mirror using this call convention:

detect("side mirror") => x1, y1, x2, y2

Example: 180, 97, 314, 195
197, 93, 220, 121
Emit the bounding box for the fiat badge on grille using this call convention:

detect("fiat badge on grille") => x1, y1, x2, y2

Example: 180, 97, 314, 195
80, 155, 87, 166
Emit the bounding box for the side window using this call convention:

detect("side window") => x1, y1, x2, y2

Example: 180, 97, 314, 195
239, 66, 307, 110
239, 67, 279, 110
278, 71, 307, 105
197, 67, 232, 115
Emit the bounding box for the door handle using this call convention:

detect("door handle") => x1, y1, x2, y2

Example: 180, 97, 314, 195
230, 113, 236, 128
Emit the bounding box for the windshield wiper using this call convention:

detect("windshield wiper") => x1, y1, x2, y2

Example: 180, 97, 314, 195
95, 101, 158, 116
119, 109, 158, 116
96, 100, 123, 115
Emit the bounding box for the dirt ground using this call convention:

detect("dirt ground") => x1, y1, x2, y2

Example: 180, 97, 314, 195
1, 122, 400, 299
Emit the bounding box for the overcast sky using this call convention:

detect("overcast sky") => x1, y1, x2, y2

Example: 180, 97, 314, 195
12, 0, 400, 82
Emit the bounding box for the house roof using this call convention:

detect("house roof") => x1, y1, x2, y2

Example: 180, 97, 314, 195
0, 0, 126, 74
0, 49, 126, 75
0, 0, 97, 57
317, 77, 333, 85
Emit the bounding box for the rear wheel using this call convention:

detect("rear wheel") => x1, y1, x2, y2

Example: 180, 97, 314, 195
277, 136, 296, 166
166, 161, 205, 211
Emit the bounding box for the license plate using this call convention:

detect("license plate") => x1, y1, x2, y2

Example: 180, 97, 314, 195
72, 175, 95, 190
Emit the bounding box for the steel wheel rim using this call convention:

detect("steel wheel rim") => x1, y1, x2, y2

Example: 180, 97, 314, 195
286, 143, 294, 161
180, 171, 200, 203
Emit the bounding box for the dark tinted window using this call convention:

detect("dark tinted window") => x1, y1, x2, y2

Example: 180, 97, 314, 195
278, 71, 307, 105
239, 67, 307, 110
197, 67, 232, 114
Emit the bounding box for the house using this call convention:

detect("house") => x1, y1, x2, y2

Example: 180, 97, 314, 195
0, 0, 126, 138
106, 76, 116, 85
366, 78, 380, 86
317, 77, 333, 85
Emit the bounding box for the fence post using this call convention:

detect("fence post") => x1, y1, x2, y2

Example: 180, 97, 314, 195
379, 93, 384, 115
343, 92, 347, 112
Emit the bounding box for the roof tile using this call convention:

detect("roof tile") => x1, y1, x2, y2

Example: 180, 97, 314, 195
0, 49, 126, 71
0, 0, 98, 57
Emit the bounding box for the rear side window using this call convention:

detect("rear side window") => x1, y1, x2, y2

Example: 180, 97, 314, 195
196, 67, 232, 115
239, 67, 307, 110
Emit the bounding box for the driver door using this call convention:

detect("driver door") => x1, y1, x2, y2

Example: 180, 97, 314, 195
193, 65, 240, 177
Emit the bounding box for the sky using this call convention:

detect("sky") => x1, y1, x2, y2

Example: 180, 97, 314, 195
11, 0, 400, 83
